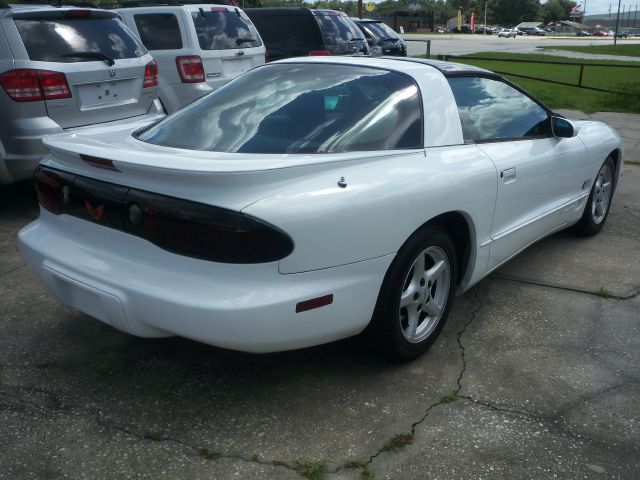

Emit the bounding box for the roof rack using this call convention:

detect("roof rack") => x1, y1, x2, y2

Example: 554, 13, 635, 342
1, 0, 99, 7
107, 0, 236, 8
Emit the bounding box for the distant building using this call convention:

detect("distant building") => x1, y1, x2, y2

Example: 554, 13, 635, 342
516, 21, 543, 29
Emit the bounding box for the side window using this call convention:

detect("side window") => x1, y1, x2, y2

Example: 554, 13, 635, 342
134, 13, 182, 50
448, 76, 551, 142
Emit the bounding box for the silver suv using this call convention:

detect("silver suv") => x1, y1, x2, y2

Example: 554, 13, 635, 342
116, 4, 266, 114
0, 2, 164, 185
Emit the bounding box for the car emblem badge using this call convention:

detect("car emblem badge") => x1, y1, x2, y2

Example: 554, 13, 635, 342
236, 51, 244, 56
109, 69, 116, 78
84, 200, 104, 221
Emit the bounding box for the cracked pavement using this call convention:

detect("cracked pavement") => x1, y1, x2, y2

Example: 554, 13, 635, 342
1, 165, 639, 480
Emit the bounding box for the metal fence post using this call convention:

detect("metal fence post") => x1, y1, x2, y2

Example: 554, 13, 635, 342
426, 39, 431, 58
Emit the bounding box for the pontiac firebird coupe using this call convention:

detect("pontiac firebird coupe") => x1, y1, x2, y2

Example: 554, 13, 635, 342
19, 57, 622, 360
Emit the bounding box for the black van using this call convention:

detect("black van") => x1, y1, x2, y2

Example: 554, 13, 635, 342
352, 18, 407, 57
245, 8, 367, 61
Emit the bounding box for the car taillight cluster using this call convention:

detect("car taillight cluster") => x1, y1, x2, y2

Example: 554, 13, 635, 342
0, 69, 71, 102
176, 55, 205, 83
143, 60, 158, 88
34, 165, 294, 264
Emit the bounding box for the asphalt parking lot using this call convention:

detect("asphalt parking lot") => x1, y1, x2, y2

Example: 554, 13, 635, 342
1, 167, 639, 478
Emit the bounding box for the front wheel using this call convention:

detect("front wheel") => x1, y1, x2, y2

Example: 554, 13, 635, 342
369, 225, 457, 361
574, 157, 615, 235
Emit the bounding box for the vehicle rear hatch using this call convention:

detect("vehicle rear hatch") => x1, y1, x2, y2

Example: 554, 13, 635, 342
11, 9, 155, 129
244, 9, 325, 60
312, 11, 366, 56
189, 6, 264, 84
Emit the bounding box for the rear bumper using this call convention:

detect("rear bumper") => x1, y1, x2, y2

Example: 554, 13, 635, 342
0, 103, 164, 185
19, 211, 392, 353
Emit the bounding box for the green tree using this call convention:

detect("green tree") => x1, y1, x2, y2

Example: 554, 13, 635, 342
541, 0, 576, 22
489, 0, 540, 26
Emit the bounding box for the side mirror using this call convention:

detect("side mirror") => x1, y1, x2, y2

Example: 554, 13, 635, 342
551, 116, 575, 138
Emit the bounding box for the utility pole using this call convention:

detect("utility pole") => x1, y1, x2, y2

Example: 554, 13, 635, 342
358, 0, 363, 18
614, 0, 622, 45
484, 0, 496, 31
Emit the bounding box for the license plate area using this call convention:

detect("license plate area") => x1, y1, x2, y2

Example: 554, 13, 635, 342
76, 78, 140, 109
221, 58, 251, 78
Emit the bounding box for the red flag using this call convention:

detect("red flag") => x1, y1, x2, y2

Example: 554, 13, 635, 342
470, 11, 476, 32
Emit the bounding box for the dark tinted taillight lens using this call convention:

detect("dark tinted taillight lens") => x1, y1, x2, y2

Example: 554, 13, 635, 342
33, 166, 75, 214
308, 50, 331, 56
124, 189, 293, 263
33, 166, 293, 264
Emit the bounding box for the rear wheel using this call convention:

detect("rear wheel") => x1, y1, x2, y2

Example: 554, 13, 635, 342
369, 225, 457, 361
574, 157, 615, 235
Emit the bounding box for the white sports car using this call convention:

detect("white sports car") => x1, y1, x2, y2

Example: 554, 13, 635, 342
19, 57, 622, 360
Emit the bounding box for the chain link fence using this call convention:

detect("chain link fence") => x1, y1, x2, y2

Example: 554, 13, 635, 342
404, 39, 432, 58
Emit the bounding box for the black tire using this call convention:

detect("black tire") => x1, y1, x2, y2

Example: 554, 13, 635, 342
369, 225, 457, 361
574, 157, 616, 236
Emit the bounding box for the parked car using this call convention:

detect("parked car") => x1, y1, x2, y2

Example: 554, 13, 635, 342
474, 27, 493, 34
352, 18, 406, 57
0, 2, 163, 185
614, 31, 629, 38
593, 30, 609, 36
497, 28, 516, 38
19, 57, 622, 360
576, 30, 592, 36
525, 27, 546, 36
245, 8, 366, 62
116, 4, 265, 114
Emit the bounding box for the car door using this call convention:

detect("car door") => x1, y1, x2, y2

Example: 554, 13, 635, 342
448, 76, 588, 270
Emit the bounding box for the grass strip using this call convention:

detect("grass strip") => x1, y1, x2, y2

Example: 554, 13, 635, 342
446, 52, 640, 113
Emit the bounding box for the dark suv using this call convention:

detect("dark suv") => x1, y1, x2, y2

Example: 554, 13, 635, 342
352, 18, 406, 57
245, 8, 366, 61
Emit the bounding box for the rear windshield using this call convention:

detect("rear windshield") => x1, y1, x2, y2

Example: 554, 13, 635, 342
134, 13, 182, 50
361, 22, 399, 41
249, 14, 321, 47
313, 12, 364, 45
191, 10, 262, 50
14, 15, 145, 63
137, 63, 422, 154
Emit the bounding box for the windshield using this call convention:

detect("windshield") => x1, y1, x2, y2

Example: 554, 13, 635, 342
362, 22, 399, 41
137, 63, 422, 154
313, 12, 364, 45
14, 15, 145, 62
191, 10, 262, 50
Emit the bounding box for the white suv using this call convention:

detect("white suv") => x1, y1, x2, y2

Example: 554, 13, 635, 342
116, 4, 266, 113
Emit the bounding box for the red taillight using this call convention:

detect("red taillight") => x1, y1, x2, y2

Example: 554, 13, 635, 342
143, 60, 158, 88
0, 69, 71, 102
175, 56, 205, 83
308, 50, 331, 56
39, 71, 72, 100
80, 154, 120, 172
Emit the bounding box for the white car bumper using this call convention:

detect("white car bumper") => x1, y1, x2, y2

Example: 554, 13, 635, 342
19, 211, 393, 353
